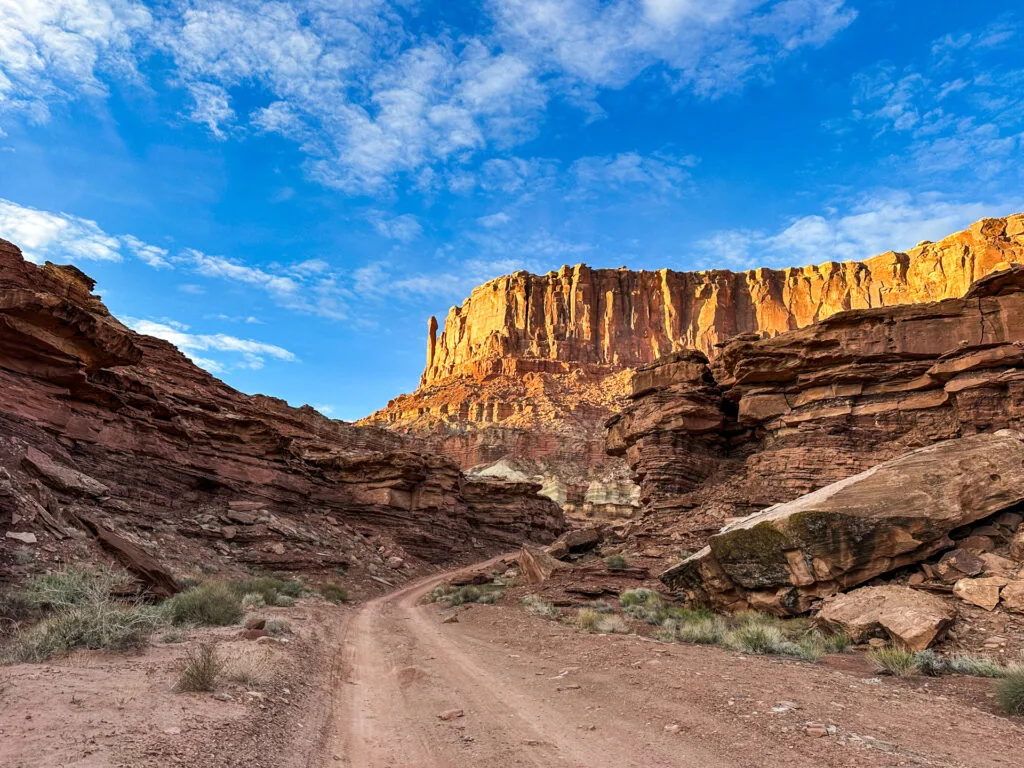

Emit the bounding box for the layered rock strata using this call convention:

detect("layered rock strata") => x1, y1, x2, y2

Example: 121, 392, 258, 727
0, 239, 563, 587
367, 215, 1024, 519
608, 263, 1024, 549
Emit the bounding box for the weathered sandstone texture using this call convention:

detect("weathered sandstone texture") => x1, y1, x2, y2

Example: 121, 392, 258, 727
608, 261, 1024, 555
0, 239, 563, 588
367, 215, 1024, 520
660, 433, 1024, 614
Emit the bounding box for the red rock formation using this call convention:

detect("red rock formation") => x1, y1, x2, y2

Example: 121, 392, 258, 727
366, 215, 1024, 519
608, 264, 1024, 560
0, 239, 563, 586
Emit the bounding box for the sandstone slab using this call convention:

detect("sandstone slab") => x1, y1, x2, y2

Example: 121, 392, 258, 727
662, 433, 1024, 613
816, 586, 956, 651
1000, 581, 1024, 614
953, 577, 1008, 611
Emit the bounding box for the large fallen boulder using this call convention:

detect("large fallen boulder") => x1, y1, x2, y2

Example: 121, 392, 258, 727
517, 545, 569, 585
661, 432, 1024, 614
816, 586, 956, 651
547, 527, 601, 560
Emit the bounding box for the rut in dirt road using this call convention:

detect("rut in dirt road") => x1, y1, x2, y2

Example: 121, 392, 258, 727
315, 559, 722, 768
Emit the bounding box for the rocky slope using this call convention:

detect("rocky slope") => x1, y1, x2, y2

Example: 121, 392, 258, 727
0, 239, 563, 591
365, 215, 1024, 519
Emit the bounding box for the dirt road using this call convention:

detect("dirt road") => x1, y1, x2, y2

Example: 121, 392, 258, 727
308, 558, 1024, 768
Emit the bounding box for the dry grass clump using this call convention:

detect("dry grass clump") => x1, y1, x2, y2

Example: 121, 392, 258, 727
605, 554, 629, 571
223, 646, 274, 687
227, 576, 303, 608
164, 583, 243, 627
264, 618, 291, 636
577, 608, 600, 632
593, 614, 629, 634
174, 643, 224, 693
868, 647, 917, 676
673, 616, 726, 645
520, 595, 559, 618
997, 670, 1024, 716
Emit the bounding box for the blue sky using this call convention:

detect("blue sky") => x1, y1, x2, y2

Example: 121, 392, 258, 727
0, 0, 1022, 420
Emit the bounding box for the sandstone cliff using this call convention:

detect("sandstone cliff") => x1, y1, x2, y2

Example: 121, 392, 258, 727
608, 263, 1024, 562
0, 239, 564, 589
365, 215, 1024, 519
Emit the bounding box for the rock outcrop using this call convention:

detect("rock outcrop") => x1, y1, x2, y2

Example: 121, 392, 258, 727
816, 586, 957, 651
660, 433, 1024, 613
0, 239, 563, 587
366, 215, 1024, 521
608, 262, 1024, 552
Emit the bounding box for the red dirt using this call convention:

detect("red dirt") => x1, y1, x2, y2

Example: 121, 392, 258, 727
2, 558, 1023, 767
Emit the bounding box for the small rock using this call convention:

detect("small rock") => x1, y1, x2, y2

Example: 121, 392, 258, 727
907, 573, 925, 586
387, 556, 404, 569
804, 723, 829, 738
441, 614, 459, 624
245, 617, 266, 630
271, 542, 286, 555
664, 723, 680, 733
438, 709, 464, 721
164, 727, 182, 735
213, 692, 233, 702
5, 531, 37, 544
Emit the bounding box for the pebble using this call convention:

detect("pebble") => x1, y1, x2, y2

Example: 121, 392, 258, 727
438, 709, 464, 721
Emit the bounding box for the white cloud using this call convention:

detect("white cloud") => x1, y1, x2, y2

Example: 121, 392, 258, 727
124, 316, 298, 372
121, 234, 171, 268
569, 151, 696, 197
0, 198, 122, 262
696, 190, 1024, 270
1, 0, 857, 194
368, 211, 423, 242
0, 0, 152, 124
478, 211, 512, 228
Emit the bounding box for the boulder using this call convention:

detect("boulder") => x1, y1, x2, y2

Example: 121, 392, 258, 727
933, 549, 986, 582
816, 586, 956, 651
662, 433, 1024, 614
980, 553, 1019, 578
958, 535, 996, 553
547, 527, 601, 560
1000, 581, 1024, 614
953, 577, 1008, 611
517, 545, 568, 586
1011, 530, 1024, 562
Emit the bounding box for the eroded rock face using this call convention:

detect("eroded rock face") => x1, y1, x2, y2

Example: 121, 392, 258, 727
661, 434, 1024, 613
610, 263, 1024, 555
0, 239, 563, 583
366, 215, 1024, 521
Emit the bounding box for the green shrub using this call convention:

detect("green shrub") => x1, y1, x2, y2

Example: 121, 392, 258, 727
162, 629, 186, 644
320, 583, 348, 604
723, 624, 790, 655
913, 650, 949, 677
431, 584, 504, 607
20, 567, 126, 610
520, 595, 558, 618
605, 554, 628, 571
174, 643, 222, 693
241, 593, 266, 611
868, 647, 917, 677
823, 632, 854, 654
164, 583, 243, 627
997, 671, 1024, 716
619, 588, 668, 624
274, 595, 296, 608
733, 610, 780, 628
225, 576, 301, 607
9, 601, 164, 663
589, 600, 616, 614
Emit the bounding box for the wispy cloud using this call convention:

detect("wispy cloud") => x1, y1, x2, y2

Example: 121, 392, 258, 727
1, 0, 858, 195
368, 211, 423, 242
124, 316, 298, 372
696, 190, 1023, 270
0, 197, 123, 262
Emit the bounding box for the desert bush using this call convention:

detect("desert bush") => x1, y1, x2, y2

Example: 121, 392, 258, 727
732, 610, 780, 628
19, 567, 126, 610
264, 618, 291, 636
674, 616, 726, 645
14, 550, 34, 565
912, 650, 949, 677
946, 654, 1008, 678
225, 576, 302, 607
164, 583, 243, 627
605, 554, 628, 571
320, 583, 348, 604
997, 670, 1024, 716
723, 624, 792, 655
162, 629, 186, 644
588, 600, 616, 614
274, 595, 296, 608
431, 584, 503, 607
9, 600, 164, 663
868, 647, 917, 677
174, 643, 223, 693
577, 608, 601, 632
619, 588, 668, 625
520, 595, 559, 618
241, 593, 266, 611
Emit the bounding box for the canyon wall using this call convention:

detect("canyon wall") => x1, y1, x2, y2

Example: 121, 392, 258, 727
0, 239, 563, 588
607, 263, 1024, 564
366, 215, 1024, 518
